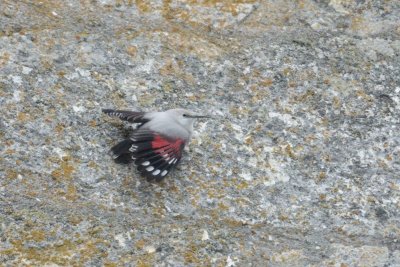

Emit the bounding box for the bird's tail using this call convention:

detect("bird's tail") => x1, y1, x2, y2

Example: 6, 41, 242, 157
110, 139, 135, 164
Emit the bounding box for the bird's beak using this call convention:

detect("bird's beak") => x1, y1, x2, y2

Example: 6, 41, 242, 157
186, 114, 212, 119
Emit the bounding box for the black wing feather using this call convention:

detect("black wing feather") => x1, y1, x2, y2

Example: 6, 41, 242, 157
106, 127, 185, 181
102, 109, 148, 123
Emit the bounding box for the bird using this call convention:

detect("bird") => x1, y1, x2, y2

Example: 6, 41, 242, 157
102, 108, 210, 182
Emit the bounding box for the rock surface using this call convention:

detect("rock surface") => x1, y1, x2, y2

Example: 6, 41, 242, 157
1, 0, 399, 266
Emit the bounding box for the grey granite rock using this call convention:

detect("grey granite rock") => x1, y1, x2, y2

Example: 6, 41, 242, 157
1, 0, 399, 266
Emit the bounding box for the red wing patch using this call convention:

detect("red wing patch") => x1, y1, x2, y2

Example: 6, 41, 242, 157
129, 132, 186, 181
152, 135, 184, 157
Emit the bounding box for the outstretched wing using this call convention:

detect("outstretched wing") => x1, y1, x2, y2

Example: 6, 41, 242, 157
129, 130, 186, 182
102, 109, 148, 124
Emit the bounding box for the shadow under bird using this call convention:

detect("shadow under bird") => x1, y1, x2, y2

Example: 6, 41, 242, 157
102, 108, 210, 182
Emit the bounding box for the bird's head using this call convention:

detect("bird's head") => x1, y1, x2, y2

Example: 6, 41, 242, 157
167, 108, 211, 130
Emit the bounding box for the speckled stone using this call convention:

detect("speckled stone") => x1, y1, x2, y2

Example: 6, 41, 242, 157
1, 0, 399, 266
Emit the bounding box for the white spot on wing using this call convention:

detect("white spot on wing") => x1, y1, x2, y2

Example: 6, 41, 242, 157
142, 161, 150, 166
146, 166, 154, 171
161, 170, 168, 176
152, 169, 161, 175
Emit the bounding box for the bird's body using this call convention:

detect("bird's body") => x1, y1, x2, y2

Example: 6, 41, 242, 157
102, 108, 208, 181
142, 110, 193, 140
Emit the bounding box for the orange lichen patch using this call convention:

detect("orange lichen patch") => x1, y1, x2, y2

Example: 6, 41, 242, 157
57, 70, 66, 77
244, 135, 253, 145
315, 172, 326, 183
5, 149, 15, 155
186, 93, 199, 101
293, 90, 315, 102
285, 144, 296, 159
383, 142, 389, 148
111, 83, 132, 100
236, 180, 249, 190
191, 194, 201, 207
126, 45, 138, 57
159, 59, 179, 76
79, 240, 108, 263
135, 239, 146, 250
17, 112, 30, 122
278, 214, 289, 221
137, 93, 156, 106
41, 58, 53, 70
88, 120, 97, 127
4, 139, 14, 146
217, 202, 229, 211
151, 206, 166, 218
55, 123, 65, 134
51, 158, 75, 181
162, 0, 178, 21
65, 183, 78, 201
259, 78, 273, 87
319, 194, 327, 201
222, 218, 243, 227
356, 89, 373, 102
27, 230, 47, 242
136, 254, 155, 267
333, 96, 341, 109
68, 215, 83, 226
88, 161, 98, 169
297, 0, 306, 9
135, 0, 152, 13
61, 162, 74, 178
0, 52, 10, 67
378, 159, 388, 169
184, 243, 200, 264
204, 0, 257, 6
206, 187, 226, 199
114, 26, 141, 40
3, 239, 75, 265
252, 90, 269, 103
6, 169, 18, 179
50, 169, 61, 181
19, 0, 64, 19
282, 68, 291, 76
75, 31, 89, 41
1, 237, 107, 266
229, 106, 249, 117
351, 16, 364, 31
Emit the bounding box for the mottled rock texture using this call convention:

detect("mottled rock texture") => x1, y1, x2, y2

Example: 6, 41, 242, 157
1, 0, 399, 266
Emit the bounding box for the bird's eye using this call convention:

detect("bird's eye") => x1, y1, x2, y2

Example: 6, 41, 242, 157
182, 114, 188, 117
